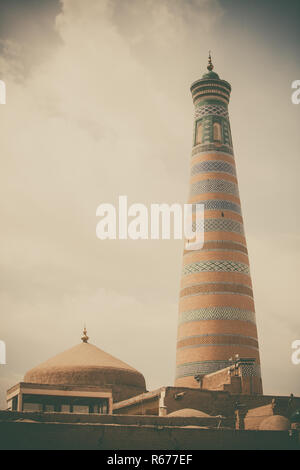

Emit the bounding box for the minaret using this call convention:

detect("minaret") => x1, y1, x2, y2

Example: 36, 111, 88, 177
175, 54, 263, 394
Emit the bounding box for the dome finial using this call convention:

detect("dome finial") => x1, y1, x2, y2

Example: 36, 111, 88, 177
207, 51, 214, 71
81, 325, 89, 343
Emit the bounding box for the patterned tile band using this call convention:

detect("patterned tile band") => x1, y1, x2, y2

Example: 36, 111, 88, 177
175, 361, 261, 379
191, 145, 234, 156
177, 334, 259, 350
192, 86, 230, 102
239, 363, 262, 377
192, 218, 244, 235
180, 283, 253, 298
191, 199, 241, 215
194, 104, 229, 119
190, 179, 239, 198
182, 260, 250, 276
179, 307, 256, 324
191, 160, 236, 177
183, 241, 248, 255
191, 79, 231, 93
178, 345, 259, 353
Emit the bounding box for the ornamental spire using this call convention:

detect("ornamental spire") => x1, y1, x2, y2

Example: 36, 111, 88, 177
81, 325, 89, 343
207, 51, 214, 71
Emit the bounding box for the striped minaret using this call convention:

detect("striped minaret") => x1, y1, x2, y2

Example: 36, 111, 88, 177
175, 54, 263, 394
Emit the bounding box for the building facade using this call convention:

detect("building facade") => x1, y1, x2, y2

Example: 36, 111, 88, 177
175, 55, 262, 393
6, 328, 146, 414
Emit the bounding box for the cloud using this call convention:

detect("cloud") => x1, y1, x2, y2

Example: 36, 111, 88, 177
0, 0, 224, 403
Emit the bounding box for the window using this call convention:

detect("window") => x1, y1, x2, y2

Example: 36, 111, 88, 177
23, 402, 43, 412
73, 405, 90, 414
213, 122, 222, 142
61, 404, 71, 413
44, 404, 56, 412
20, 394, 110, 414
195, 122, 203, 145
7, 396, 18, 411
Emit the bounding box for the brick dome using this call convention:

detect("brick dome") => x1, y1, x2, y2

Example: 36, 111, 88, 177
24, 341, 146, 402
259, 415, 291, 431
168, 408, 211, 418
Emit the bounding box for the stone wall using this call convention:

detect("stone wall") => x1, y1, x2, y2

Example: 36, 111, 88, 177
0, 411, 299, 450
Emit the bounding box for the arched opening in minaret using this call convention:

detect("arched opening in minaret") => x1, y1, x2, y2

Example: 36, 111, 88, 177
213, 122, 222, 142
195, 122, 203, 145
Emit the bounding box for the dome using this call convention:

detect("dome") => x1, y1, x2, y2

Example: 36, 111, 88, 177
259, 415, 291, 431
168, 408, 211, 418
24, 335, 146, 403
201, 71, 220, 80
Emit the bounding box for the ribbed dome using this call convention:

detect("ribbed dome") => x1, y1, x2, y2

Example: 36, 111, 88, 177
24, 341, 146, 402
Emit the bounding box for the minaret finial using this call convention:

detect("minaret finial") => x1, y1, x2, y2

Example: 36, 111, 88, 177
207, 51, 214, 71
81, 325, 89, 343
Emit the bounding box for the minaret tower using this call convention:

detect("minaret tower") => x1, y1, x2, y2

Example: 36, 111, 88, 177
175, 54, 262, 394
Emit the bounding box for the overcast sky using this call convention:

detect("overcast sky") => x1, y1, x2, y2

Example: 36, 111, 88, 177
0, 0, 299, 407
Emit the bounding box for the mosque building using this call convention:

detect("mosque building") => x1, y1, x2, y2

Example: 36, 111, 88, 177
6, 328, 146, 414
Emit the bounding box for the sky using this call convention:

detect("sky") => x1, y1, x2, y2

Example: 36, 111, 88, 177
0, 0, 299, 408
